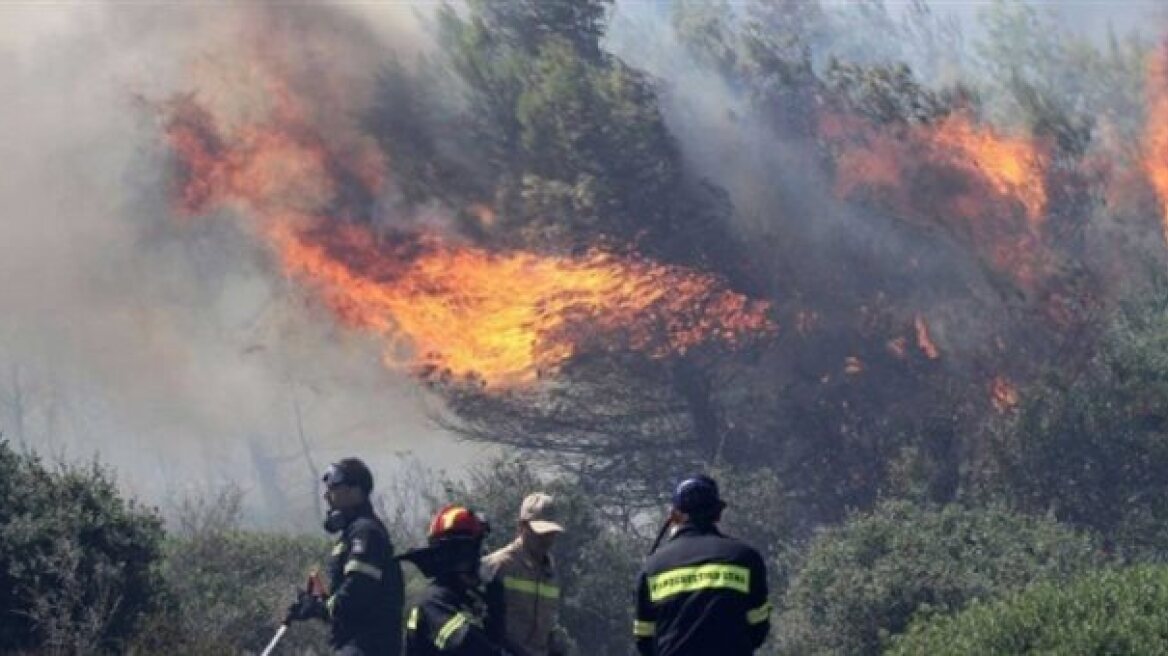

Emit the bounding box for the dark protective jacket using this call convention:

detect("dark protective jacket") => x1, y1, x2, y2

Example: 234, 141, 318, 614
634, 523, 771, 656
405, 578, 509, 656
325, 503, 405, 654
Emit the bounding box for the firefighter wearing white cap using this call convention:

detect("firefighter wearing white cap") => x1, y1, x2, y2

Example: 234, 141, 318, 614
481, 493, 570, 656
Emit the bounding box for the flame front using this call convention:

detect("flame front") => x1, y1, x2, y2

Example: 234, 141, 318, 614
930, 115, 1047, 225
162, 65, 774, 387
1144, 44, 1168, 244
826, 111, 1051, 288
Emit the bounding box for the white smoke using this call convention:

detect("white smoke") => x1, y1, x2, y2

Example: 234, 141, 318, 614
0, 2, 487, 529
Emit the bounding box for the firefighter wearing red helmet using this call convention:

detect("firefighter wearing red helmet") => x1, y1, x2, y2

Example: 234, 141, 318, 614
398, 505, 511, 656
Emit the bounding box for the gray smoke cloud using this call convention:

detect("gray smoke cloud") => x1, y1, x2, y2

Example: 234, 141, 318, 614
0, 2, 489, 529
2, 0, 1163, 528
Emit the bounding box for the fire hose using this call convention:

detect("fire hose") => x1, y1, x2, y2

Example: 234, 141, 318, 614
262, 570, 325, 655
260, 623, 288, 656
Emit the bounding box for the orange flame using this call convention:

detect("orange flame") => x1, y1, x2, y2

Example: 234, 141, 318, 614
930, 115, 1047, 225
1143, 44, 1168, 244
914, 314, 940, 360
990, 375, 1019, 413
825, 111, 1051, 288
162, 64, 774, 387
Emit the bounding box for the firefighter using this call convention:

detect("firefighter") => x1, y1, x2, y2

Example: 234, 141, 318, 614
399, 504, 510, 656
481, 493, 569, 656
633, 475, 771, 656
286, 458, 405, 655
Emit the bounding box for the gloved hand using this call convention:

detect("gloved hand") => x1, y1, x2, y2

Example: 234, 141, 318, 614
285, 590, 327, 623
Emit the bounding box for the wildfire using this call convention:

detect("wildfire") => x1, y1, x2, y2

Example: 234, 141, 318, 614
914, 314, 940, 360
162, 63, 774, 387
930, 115, 1048, 224
825, 110, 1051, 288
1144, 44, 1168, 244
990, 375, 1020, 413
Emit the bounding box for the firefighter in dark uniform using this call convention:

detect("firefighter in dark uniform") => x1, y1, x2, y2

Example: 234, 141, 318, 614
634, 475, 771, 656
399, 504, 511, 656
286, 458, 405, 655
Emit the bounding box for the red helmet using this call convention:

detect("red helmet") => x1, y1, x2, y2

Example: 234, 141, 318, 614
427, 504, 488, 543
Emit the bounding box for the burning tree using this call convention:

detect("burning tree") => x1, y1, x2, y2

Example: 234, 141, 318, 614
155, 0, 1168, 545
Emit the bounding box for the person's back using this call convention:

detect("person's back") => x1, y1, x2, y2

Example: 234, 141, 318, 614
637, 524, 768, 656
634, 475, 771, 656
401, 505, 509, 656
406, 578, 500, 656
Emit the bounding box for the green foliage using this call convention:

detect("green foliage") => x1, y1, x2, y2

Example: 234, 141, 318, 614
888, 565, 1168, 655
974, 0, 1148, 139
0, 441, 165, 654
426, 0, 740, 268
981, 291, 1168, 553
135, 486, 332, 654
777, 500, 1101, 656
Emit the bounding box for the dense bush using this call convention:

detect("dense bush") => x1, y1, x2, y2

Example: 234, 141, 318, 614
982, 292, 1168, 553
776, 500, 1102, 656
135, 485, 333, 655
888, 565, 1168, 655
0, 440, 165, 654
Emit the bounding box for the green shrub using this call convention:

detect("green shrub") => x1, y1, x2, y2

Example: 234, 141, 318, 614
888, 565, 1168, 655
134, 485, 333, 654
0, 441, 165, 654
777, 500, 1102, 655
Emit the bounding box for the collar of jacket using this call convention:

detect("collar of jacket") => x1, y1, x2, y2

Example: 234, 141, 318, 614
671, 522, 723, 540
341, 501, 376, 531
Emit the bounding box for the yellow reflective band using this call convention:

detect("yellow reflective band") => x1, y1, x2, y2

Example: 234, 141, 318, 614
407, 607, 419, 632
441, 507, 464, 531
633, 620, 656, 638
503, 576, 560, 599
331, 542, 345, 556
747, 601, 772, 625
343, 560, 383, 580
648, 563, 750, 602
434, 612, 470, 649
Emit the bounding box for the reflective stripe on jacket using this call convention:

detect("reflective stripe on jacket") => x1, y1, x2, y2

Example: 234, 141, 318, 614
634, 523, 771, 656
405, 581, 507, 656
325, 505, 405, 654
482, 539, 564, 656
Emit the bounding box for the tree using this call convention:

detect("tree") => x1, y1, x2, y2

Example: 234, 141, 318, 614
979, 287, 1168, 553
0, 441, 165, 653
776, 500, 1101, 655
888, 565, 1168, 655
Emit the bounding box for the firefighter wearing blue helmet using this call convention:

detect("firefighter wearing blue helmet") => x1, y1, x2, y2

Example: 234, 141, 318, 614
634, 475, 771, 656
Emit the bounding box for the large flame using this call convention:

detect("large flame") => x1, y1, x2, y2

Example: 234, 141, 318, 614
162, 65, 774, 387
930, 115, 1047, 225
825, 111, 1051, 288
1144, 44, 1168, 244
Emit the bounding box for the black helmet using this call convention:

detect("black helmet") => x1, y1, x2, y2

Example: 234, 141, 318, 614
671, 474, 726, 516
321, 458, 374, 495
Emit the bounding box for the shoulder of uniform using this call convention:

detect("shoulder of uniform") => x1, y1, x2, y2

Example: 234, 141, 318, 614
483, 539, 520, 564
348, 516, 387, 538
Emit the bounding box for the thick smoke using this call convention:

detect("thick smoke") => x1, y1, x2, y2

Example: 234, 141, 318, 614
3, 0, 1167, 529
0, 3, 485, 528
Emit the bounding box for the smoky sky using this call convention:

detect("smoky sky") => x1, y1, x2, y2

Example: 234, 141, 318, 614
0, 2, 490, 529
